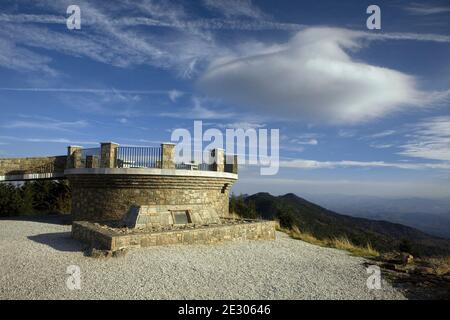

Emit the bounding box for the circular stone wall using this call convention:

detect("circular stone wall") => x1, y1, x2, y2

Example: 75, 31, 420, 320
65, 168, 238, 222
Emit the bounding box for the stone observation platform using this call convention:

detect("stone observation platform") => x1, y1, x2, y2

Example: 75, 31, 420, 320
0, 142, 276, 250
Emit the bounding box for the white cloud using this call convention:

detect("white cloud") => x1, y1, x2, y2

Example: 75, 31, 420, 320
203, 0, 267, 19
399, 116, 450, 161
168, 89, 184, 102
366, 32, 450, 44
369, 130, 397, 138
0, 38, 56, 75
0, 0, 223, 76
370, 143, 393, 149
0, 136, 98, 145
1, 1, 450, 78
404, 3, 450, 15
291, 138, 318, 145
2, 118, 88, 131
4, 10, 450, 42
198, 27, 437, 124
279, 158, 450, 170
338, 129, 357, 138
160, 96, 234, 119
216, 122, 265, 130
0, 87, 157, 93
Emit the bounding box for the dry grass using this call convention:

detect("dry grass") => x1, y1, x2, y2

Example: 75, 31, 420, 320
278, 224, 379, 258
329, 237, 379, 258
426, 256, 450, 276
289, 226, 324, 246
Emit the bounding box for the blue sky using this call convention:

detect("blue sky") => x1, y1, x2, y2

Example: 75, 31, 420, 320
0, 0, 449, 198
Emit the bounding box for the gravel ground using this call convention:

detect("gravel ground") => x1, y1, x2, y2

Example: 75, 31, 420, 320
0, 216, 406, 300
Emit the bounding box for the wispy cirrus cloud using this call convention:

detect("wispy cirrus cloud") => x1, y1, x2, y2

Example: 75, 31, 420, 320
279, 158, 450, 170
168, 89, 184, 102
399, 116, 450, 161
215, 122, 266, 130
404, 3, 450, 15
0, 87, 180, 95
2, 11, 450, 40
369, 130, 397, 139
0, 0, 224, 76
0, 38, 56, 75
0, 86, 184, 118
338, 129, 357, 138
0, 135, 98, 145
203, 0, 268, 19
369, 143, 393, 149
0, 1, 449, 130
0, 0, 449, 79
290, 138, 318, 146
2, 117, 88, 131
160, 96, 234, 119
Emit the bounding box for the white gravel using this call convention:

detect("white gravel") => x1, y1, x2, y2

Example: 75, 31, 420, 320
0, 216, 406, 300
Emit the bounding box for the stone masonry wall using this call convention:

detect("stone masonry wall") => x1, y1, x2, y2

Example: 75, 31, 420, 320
0, 156, 67, 175
72, 220, 276, 250
68, 174, 236, 222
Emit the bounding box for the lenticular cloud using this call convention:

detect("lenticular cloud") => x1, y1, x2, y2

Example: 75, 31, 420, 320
198, 27, 424, 124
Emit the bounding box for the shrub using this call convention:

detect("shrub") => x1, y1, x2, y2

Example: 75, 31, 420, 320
0, 180, 71, 217
399, 238, 414, 253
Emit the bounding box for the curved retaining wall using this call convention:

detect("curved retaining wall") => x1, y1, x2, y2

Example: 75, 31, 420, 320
65, 168, 238, 222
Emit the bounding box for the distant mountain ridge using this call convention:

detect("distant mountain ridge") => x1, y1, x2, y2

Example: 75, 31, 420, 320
243, 192, 450, 256
303, 194, 450, 239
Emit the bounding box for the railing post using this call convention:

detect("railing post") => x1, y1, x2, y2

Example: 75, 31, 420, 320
100, 142, 119, 168
67, 145, 82, 169
211, 148, 225, 172
85, 155, 99, 168
161, 143, 175, 169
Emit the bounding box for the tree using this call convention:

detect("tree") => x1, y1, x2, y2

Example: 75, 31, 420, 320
0, 183, 23, 216
0, 180, 71, 217
229, 194, 259, 219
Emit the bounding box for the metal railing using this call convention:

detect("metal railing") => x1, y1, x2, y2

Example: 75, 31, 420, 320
174, 162, 213, 171
174, 149, 214, 171
116, 146, 162, 168
112, 145, 232, 172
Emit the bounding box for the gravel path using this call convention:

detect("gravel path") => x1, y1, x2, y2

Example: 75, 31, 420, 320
0, 216, 406, 300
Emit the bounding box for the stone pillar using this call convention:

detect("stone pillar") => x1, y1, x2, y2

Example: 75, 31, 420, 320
100, 142, 119, 168
224, 153, 238, 174
231, 154, 238, 174
161, 143, 175, 169
66, 145, 82, 169
211, 148, 225, 172
85, 155, 99, 168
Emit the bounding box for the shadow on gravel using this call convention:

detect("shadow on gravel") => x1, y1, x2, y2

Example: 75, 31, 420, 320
0, 214, 72, 225
28, 232, 85, 252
